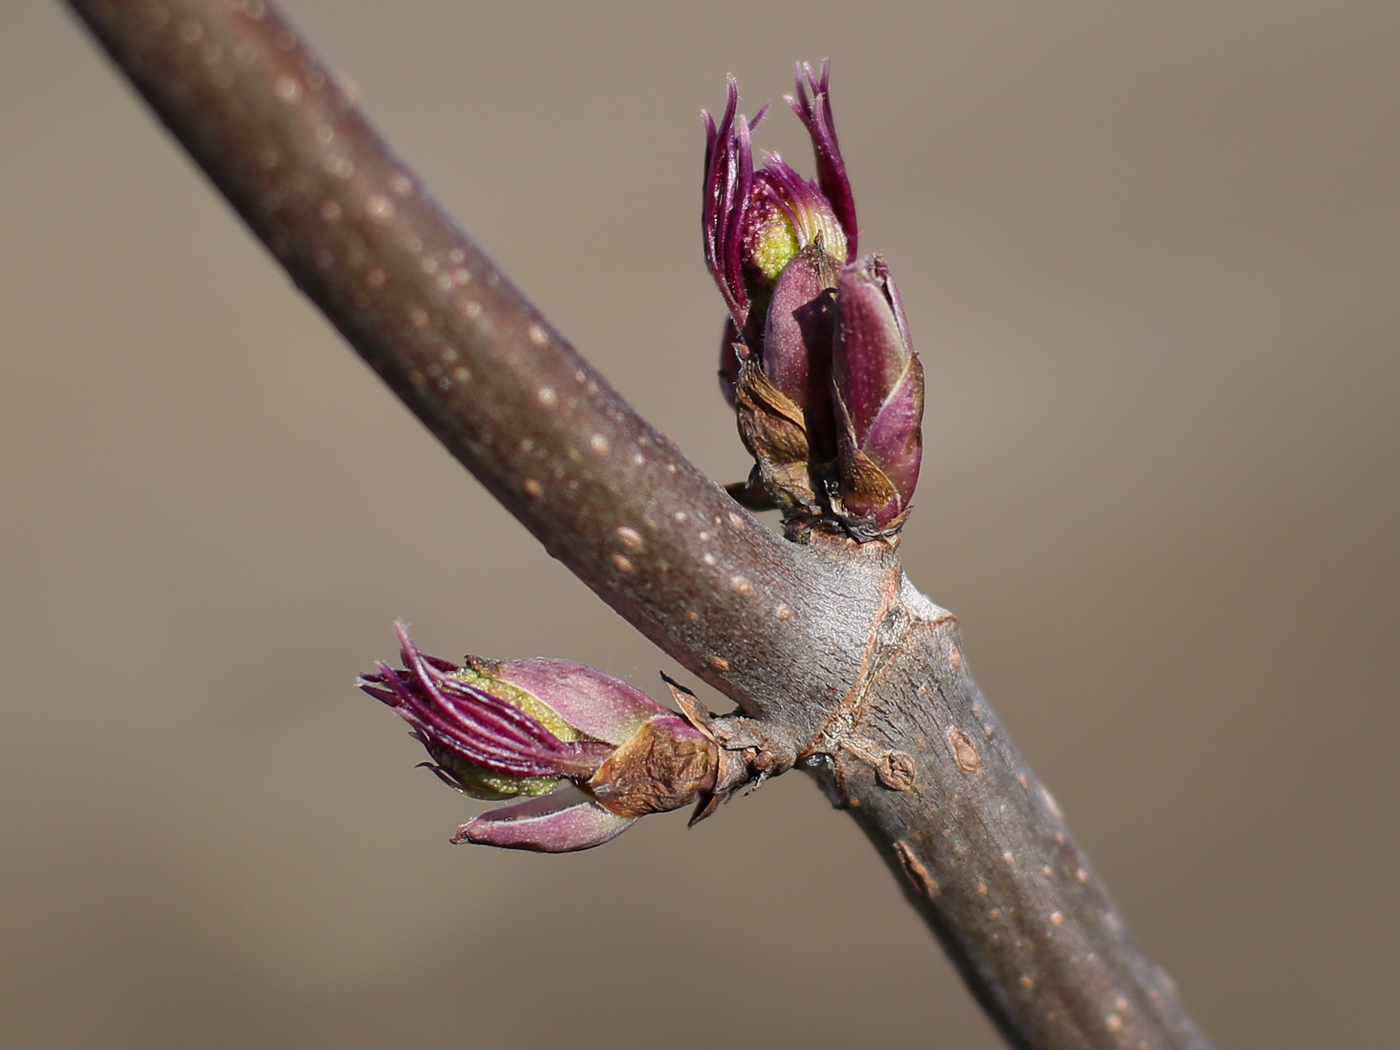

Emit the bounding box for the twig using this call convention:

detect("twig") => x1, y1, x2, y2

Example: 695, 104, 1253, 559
64, 2, 1215, 1047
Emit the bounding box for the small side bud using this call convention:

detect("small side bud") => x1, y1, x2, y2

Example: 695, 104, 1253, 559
362, 623, 721, 852
831, 254, 925, 532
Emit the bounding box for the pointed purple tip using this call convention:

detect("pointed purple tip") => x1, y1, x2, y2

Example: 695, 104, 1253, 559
702, 77, 755, 331
786, 59, 857, 260
361, 623, 609, 782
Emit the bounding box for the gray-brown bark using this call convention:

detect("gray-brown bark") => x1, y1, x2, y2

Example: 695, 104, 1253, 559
63, 2, 1213, 1047
815, 583, 1206, 1049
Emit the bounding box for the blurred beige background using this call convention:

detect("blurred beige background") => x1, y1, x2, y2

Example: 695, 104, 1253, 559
2, 1, 1397, 1047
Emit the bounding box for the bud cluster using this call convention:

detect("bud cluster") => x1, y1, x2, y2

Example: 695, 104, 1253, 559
361, 623, 721, 852
365, 67, 923, 855
703, 62, 924, 537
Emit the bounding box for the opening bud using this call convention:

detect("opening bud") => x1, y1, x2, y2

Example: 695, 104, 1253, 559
361, 623, 719, 852
706, 64, 925, 539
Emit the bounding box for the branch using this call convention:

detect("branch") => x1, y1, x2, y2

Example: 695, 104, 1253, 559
65, 2, 1214, 1047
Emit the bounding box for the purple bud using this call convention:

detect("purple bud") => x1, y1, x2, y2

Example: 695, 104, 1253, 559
832, 255, 925, 530
705, 67, 924, 537
762, 244, 840, 461
362, 624, 721, 851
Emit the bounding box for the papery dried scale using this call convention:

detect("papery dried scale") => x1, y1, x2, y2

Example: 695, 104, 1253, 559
728, 244, 841, 510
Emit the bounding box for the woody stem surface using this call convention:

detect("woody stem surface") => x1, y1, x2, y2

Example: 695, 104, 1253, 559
64, 2, 1214, 1047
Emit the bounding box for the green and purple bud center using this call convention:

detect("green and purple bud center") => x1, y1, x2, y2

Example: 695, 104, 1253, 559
743, 164, 848, 292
